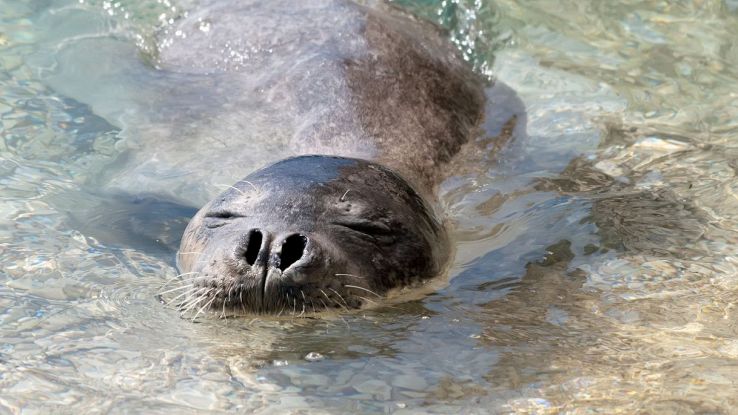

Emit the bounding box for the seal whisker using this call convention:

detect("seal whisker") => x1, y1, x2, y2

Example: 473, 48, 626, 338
320, 289, 345, 311
356, 295, 379, 305
157, 284, 195, 296
175, 271, 200, 277
170, 286, 205, 306
226, 284, 235, 305
355, 295, 398, 310
159, 285, 193, 301
186, 293, 214, 320
181, 285, 208, 300
319, 289, 331, 303
343, 284, 381, 298
178, 299, 200, 316
191, 289, 220, 322
166, 289, 198, 306
297, 290, 306, 317
235, 287, 247, 316
162, 293, 193, 310
340, 189, 351, 202
280, 294, 288, 317
215, 183, 247, 195
179, 288, 204, 308
167, 276, 199, 287
178, 294, 204, 315
180, 287, 211, 315
221, 285, 233, 319
328, 288, 350, 310
158, 272, 199, 293
240, 180, 259, 193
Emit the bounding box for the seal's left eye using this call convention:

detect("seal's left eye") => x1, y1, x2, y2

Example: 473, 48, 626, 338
204, 211, 245, 228
205, 211, 243, 219
333, 220, 392, 237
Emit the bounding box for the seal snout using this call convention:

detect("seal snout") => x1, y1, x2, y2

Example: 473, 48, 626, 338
236, 229, 309, 273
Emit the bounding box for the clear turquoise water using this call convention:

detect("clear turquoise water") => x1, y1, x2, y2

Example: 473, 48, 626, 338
2, 0, 738, 413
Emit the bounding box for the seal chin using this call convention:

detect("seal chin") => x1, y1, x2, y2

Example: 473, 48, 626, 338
176, 155, 448, 315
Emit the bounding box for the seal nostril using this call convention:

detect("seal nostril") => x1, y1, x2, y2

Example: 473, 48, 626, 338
279, 234, 307, 271
244, 230, 262, 266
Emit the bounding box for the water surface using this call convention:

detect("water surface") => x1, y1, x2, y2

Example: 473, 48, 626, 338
1, 0, 738, 413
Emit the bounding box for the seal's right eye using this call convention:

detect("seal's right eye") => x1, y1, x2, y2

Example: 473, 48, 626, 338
204, 211, 245, 228
332, 219, 392, 237
204, 210, 243, 219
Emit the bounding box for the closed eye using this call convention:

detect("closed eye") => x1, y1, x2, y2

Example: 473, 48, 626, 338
333, 220, 392, 236
205, 210, 245, 219
204, 211, 246, 228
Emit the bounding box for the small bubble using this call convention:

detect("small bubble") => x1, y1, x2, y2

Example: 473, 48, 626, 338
304, 352, 325, 362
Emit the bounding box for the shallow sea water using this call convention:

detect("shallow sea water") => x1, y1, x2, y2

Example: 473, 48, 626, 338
2, 0, 738, 413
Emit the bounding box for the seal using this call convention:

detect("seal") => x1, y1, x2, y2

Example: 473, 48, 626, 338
169, 0, 486, 314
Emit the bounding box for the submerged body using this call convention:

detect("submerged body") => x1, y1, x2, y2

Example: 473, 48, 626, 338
166, 0, 486, 314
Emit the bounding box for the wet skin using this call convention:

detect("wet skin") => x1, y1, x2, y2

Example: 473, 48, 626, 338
178, 156, 448, 314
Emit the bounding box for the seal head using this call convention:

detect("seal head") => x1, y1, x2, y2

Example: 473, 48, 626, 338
178, 155, 448, 314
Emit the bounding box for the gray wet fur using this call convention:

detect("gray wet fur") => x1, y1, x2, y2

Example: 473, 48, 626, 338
166, 0, 486, 314
179, 156, 449, 313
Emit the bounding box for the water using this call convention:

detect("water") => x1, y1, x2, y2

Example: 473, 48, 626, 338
2, 0, 738, 413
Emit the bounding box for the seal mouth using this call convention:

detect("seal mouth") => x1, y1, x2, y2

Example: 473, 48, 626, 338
168, 230, 371, 318
167, 274, 366, 319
